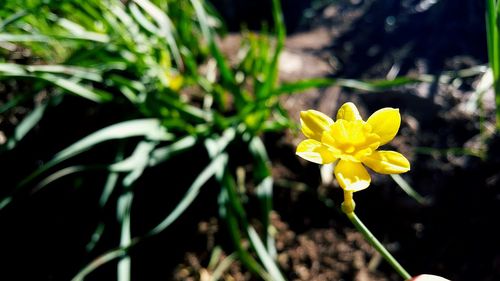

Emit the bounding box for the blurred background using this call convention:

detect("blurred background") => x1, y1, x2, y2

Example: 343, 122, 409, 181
1, 0, 499, 280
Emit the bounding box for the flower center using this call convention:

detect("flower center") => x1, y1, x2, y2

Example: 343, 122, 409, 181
321, 120, 380, 162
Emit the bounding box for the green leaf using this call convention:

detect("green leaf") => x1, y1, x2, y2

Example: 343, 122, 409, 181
0, 63, 102, 82
33, 165, 91, 193
363, 76, 422, 88
273, 77, 423, 97
255, 0, 285, 99
335, 78, 417, 92
55, 119, 171, 164
86, 223, 106, 253
148, 135, 197, 167
87, 153, 122, 253
0, 33, 109, 43
209, 252, 237, 281
390, 174, 429, 205
19, 119, 172, 188
3, 101, 48, 151
147, 152, 228, 236
117, 191, 133, 281
71, 249, 128, 281
272, 78, 334, 96
190, 0, 244, 108
486, 0, 500, 128
39, 73, 111, 102
101, 148, 125, 207
204, 127, 236, 158
249, 137, 275, 256
0, 67, 110, 103
119, 141, 158, 187
0, 10, 28, 31
0, 92, 27, 114
247, 226, 285, 281
218, 175, 272, 281
56, 17, 109, 43
131, 0, 183, 68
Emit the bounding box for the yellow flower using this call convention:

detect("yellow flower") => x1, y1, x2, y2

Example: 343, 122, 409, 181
296, 102, 410, 192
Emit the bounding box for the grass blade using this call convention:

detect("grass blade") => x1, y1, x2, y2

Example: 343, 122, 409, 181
87, 153, 122, 253
249, 137, 275, 256
272, 78, 335, 95
390, 174, 429, 205
0, 10, 28, 31
18, 119, 172, 188
0, 33, 109, 43
86, 223, 106, 253
2, 101, 48, 151
39, 73, 111, 102
148, 152, 228, 236
100, 148, 124, 207
0, 92, 28, 114
120, 141, 158, 187
209, 252, 237, 281
0, 73, 110, 103
132, 0, 183, 68
33, 165, 92, 192
247, 226, 286, 281
117, 191, 133, 281
0, 63, 102, 82
204, 128, 236, 158
71, 249, 128, 281
485, 0, 500, 128
218, 173, 273, 281
53, 119, 170, 165
272, 77, 422, 96
148, 135, 197, 167
87, 148, 124, 253
190, 0, 245, 108
255, 0, 285, 99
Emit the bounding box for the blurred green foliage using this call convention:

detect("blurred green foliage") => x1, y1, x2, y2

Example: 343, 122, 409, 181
1, 0, 291, 279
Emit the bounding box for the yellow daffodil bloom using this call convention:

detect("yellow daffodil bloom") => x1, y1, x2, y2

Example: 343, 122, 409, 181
296, 102, 410, 192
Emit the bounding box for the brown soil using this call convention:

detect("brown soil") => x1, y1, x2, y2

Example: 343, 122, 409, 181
174, 213, 393, 281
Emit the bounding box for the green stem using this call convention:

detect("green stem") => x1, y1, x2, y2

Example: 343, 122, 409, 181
345, 212, 412, 280
485, 0, 500, 129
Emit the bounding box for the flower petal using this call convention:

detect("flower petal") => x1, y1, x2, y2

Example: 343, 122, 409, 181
363, 150, 410, 174
334, 160, 371, 191
410, 275, 450, 281
296, 139, 337, 164
366, 108, 401, 145
336, 102, 362, 121
300, 110, 334, 141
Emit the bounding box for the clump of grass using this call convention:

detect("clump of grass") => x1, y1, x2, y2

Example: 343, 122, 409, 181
0, 0, 291, 279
